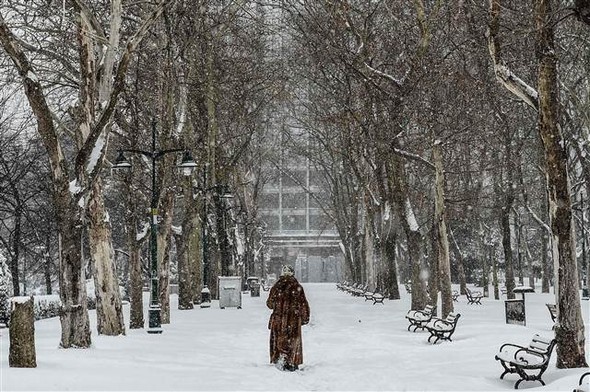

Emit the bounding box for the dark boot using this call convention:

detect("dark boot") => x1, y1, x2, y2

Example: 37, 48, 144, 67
284, 363, 298, 371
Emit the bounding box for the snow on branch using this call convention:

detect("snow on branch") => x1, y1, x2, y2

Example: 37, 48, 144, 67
487, 0, 538, 110
136, 222, 150, 242
391, 147, 435, 170
525, 205, 552, 235
492, 63, 539, 110
70, 0, 108, 43
363, 62, 403, 88
404, 197, 420, 232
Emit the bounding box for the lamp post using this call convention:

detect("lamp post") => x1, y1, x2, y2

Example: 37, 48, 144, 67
112, 120, 197, 333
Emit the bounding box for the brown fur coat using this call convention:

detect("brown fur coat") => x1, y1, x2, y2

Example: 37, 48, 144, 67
266, 275, 310, 367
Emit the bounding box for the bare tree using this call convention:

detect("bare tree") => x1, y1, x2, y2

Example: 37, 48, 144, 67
488, 0, 587, 368
0, 0, 173, 347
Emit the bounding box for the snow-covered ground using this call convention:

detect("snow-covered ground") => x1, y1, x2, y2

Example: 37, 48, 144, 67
0, 283, 588, 391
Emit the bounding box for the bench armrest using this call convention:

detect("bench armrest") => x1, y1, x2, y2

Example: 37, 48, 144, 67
407, 309, 428, 318
499, 343, 525, 353
514, 347, 547, 364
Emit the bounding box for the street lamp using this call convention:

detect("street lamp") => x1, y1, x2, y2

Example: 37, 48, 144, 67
112, 120, 197, 333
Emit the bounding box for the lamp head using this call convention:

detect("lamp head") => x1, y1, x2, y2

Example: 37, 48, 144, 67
178, 151, 198, 176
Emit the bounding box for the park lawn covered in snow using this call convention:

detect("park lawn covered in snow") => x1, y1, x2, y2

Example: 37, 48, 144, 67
0, 283, 588, 391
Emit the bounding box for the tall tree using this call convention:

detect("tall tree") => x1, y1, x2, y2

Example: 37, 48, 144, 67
488, 0, 587, 368
0, 0, 173, 347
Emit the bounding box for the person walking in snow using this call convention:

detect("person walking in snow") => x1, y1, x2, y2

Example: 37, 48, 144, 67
266, 265, 310, 371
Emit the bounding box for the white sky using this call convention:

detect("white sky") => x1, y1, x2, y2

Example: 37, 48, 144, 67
0, 283, 588, 391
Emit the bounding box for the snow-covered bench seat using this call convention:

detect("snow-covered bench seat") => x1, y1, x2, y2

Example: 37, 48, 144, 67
466, 288, 483, 304
494, 334, 556, 389
364, 291, 385, 305
405, 304, 434, 332
424, 312, 460, 344
371, 292, 385, 305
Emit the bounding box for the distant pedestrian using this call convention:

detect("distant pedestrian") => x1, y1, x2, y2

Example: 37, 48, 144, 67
266, 265, 310, 371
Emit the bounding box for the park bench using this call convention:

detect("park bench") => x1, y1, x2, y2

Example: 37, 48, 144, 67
405, 304, 435, 332
344, 282, 359, 295
404, 282, 412, 293
371, 292, 385, 304
494, 334, 556, 389
425, 312, 460, 344
452, 290, 460, 302
466, 288, 483, 304
352, 284, 368, 297
546, 303, 557, 323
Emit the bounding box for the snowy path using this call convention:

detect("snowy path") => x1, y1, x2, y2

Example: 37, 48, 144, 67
0, 283, 588, 391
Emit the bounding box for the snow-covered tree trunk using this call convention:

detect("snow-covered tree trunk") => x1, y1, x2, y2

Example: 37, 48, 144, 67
57, 206, 92, 348
433, 141, 453, 318
0, 0, 174, 348
535, 0, 586, 368
389, 156, 428, 310
488, 0, 587, 368
88, 179, 125, 336
77, 7, 125, 336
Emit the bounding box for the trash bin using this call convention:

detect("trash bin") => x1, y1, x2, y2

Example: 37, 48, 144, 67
200, 286, 211, 308
247, 276, 261, 297
250, 283, 260, 297
218, 276, 242, 309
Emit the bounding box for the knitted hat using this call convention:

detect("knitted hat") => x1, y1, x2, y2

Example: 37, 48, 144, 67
281, 265, 294, 276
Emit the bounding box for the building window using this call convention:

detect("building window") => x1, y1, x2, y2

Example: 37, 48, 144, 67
261, 215, 280, 231
284, 215, 306, 231
282, 193, 306, 209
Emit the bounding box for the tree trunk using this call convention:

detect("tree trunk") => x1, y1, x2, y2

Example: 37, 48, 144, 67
176, 185, 200, 310
389, 154, 428, 310
536, 0, 587, 368
88, 178, 125, 336
9, 297, 36, 368
157, 191, 175, 324
10, 200, 21, 296
190, 211, 203, 304
128, 246, 144, 329
433, 141, 453, 317
44, 237, 52, 295
57, 198, 92, 348
500, 206, 516, 299
541, 233, 550, 293
449, 229, 467, 295
364, 204, 377, 289
428, 214, 439, 308
383, 230, 400, 299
